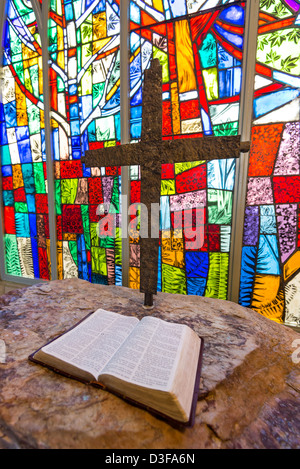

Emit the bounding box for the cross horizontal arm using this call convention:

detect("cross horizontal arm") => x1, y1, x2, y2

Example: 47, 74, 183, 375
84, 135, 249, 170
84, 143, 144, 168
158, 135, 247, 165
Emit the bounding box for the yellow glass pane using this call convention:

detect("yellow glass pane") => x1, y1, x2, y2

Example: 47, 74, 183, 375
129, 266, 140, 290
57, 241, 63, 280
171, 82, 180, 134
161, 179, 175, 195
93, 12, 107, 41
283, 251, 300, 281
12, 165, 24, 189
57, 25, 64, 51
203, 68, 219, 101
15, 83, 28, 126
251, 275, 284, 323
153, 0, 164, 12
175, 19, 196, 93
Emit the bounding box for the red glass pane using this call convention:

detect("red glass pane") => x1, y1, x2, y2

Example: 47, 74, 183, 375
88, 179, 103, 205
4, 207, 16, 234
175, 164, 206, 193
62, 205, 84, 233
273, 176, 300, 204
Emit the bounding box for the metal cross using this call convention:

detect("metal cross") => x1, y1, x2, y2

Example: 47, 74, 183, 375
84, 59, 250, 307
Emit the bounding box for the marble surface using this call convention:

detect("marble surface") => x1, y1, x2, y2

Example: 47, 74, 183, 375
0, 279, 299, 449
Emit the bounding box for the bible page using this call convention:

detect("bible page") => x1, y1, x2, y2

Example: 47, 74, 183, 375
101, 316, 187, 391
40, 309, 139, 379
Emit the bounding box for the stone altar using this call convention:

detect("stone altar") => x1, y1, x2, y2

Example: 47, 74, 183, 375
0, 278, 299, 449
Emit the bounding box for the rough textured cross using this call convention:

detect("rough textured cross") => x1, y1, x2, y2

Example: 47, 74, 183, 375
84, 59, 249, 306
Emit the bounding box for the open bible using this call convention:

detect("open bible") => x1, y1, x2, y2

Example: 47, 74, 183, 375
29, 309, 204, 426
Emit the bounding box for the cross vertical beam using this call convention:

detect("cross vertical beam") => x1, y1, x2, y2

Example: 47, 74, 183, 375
139, 60, 163, 302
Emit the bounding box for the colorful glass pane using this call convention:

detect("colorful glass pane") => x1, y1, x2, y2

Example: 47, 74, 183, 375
240, 0, 300, 325
49, 0, 122, 283
0, 0, 50, 279
128, 2, 245, 299
130, 0, 237, 26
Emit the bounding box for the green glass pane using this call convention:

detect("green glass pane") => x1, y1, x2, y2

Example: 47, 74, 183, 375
69, 241, 78, 266
213, 122, 239, 136
1, 146, 11, 165
95, 116, 116, 141
33, 163, 46, 193
10, 28, 22, 56
55, 180, 62, 215
91, 246, 107, 276
24, 68, 33, 94
153, 46, 169, 83
15, 202, 28, 213
115, 228, 122, 266
162, 264, 187, 295
93, 82, 105, 107
27, 101, 41, 135
203, 68, 219, 100
90, 223, 100, 247
208, 189, 233, 224
48, 27, 57, 51
29, 65, 40, 99
4, 234, 22, 276
57, 76, 65, 92
81, 20, 93, 44
99, 236, 115, 249
110, 176, 120, 212
199, 33, 217, 68
61, 179, 78, 204
22, 164, 35, 194
81, 205, 90, 250
3, 191, 14, 206
205, 252, 229, 300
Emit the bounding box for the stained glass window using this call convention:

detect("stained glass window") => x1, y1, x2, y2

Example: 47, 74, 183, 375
0, 0, 50, 279
1, 0, 299, 325
48, 0, 122, 284
0, 0, 122, 285
128, 2, 245, 299
240, 0, 300, 324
